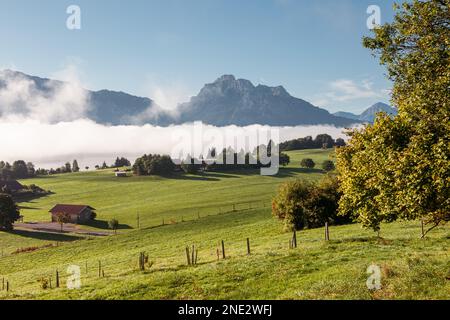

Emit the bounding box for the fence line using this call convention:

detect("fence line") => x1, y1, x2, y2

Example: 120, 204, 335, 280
0, 200, 283, 295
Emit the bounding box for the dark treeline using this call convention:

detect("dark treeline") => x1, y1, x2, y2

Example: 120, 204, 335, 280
133, 141, 290, 176
0, 160, 37, 180
1, 156, 132, 178
34, 160, 80, 176
113, 157, 131, 168
0, 160, 82, 179
279, 134, 346, 152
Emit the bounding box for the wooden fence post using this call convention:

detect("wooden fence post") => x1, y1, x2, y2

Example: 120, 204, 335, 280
6, 281, 9, 292
137, 212, 140, 229
185, 247, 191, 266
247, 238, 251, 255
293, 230, 297, 248
325, 222, 330, 241
421, 219, 425, 238
56, 270, 59, 288
221, 240, 226, 259
98, 261, 102, 277
2, 277, 4, 290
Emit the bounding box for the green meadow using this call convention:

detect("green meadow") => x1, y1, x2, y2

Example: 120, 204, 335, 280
0, 149, 448, 300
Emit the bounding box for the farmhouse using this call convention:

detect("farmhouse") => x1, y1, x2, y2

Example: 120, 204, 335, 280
115, 171, 128, 177
0, 179, 24, 192
49, 204, 96, 224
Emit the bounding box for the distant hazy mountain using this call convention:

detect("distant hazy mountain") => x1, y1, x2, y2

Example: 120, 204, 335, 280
334, 102, 397, 123
176, 75, 358, 127
0, 70, 158, 125
0, 70, 360, 127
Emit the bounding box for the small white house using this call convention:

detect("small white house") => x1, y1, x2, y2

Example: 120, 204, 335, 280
115, 171, 128, 177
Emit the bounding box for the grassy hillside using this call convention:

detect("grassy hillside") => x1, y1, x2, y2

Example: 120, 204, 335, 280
14, 149, 333, 234
0, 149, 448, 300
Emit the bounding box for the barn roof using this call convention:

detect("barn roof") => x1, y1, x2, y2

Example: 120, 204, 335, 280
49, 204, 95, 215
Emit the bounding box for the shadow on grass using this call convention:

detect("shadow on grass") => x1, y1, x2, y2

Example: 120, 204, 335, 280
14, 191, 54, 203
9, 229, 81, 242
166, 174, 220, 182
272, 167, 325, 178
18, 205, 40, 210
84, 220, 133, 230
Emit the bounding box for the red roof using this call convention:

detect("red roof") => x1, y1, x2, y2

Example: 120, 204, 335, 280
49, 204, 95, 215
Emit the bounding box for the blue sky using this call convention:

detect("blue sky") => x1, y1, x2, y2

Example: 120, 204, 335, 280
0, 0, 397, 113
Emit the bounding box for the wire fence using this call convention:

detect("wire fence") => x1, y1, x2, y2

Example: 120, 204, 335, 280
0, 200, 281, 295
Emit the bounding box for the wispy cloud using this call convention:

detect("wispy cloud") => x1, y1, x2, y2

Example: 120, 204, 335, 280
328, 79, 382, 102
310, 78, 389, 112
125, 74, 193, 124
0, 65, 90, 123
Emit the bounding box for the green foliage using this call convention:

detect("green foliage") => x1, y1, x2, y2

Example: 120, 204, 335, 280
280, 134, 344, 151
0, 160, 37, 180
64, 162, 72, 173
272, 175, 350, 231
72, 160, 80, 173
300, 158, 315, 169
54, 212, 71, 232
38, 277, 50, 290
133, 154, 175, 176
114, 157, 131, 168
321, 160, 335, 172
338, 0, 450, 233
279, 153, 290, 166
0, 193, 20, 231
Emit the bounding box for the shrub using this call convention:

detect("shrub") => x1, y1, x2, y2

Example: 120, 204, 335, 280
300, 158, 315, 169
272, 175, 351, 231
38, 277, 49, 290
322, 160, 335, 172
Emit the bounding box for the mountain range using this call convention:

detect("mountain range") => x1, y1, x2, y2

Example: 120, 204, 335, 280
333, 102, 397, 123
0, 70, 392, 127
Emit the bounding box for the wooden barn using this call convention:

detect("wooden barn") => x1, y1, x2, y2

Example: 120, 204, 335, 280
49, 204, 96, 224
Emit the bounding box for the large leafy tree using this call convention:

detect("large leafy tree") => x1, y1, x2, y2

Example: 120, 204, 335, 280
337, 0, 449, 235
0, 193, 20, 231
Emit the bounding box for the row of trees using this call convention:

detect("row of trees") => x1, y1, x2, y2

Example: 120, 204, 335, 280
113, 157, 131, 168
0, 161, 36, 180
279, 134, 346, 152
34, 160, 81, 176
133, 142, 291, 176
300, 158, 335, 172
1, 156, 132, 178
